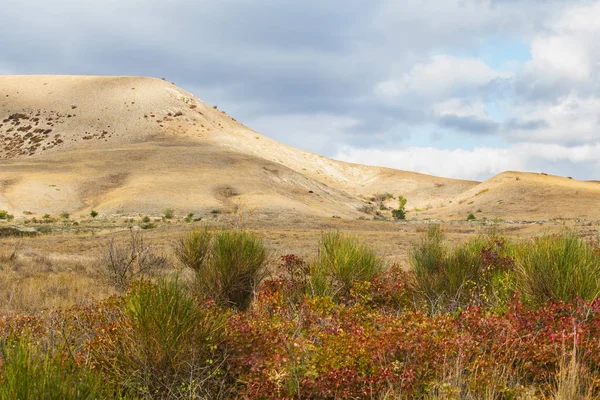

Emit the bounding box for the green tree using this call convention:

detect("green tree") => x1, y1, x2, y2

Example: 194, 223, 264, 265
392, 197, 407, 220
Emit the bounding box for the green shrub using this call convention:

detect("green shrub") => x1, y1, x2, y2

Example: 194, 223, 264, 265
90, 210, 98, 218
175, 227, 212, 272
0, 337, 107, 399
184, 212, 195, 223
95, 279, 227, 398
514, 232, 600, 306
0, 210, 8, 219
142, 216, 151, 223
198, 230, 267, 310
310, 231, 383, 298
392, 197, 407, 220
163, 208, 175, 219
411, 225, 515, 313
60, 212, 70, 220
467, 212, 476, 220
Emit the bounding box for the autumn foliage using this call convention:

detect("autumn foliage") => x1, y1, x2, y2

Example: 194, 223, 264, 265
1, 228, 600, 398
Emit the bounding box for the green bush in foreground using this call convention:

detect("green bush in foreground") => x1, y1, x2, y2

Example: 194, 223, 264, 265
92, 278, 227, 399
411, 225, 515, 313
174, 226, 212, 272
310, 231, 383, 298
0, 337, 107, 399
515, 231, 600, 307
193, 230, 267, 310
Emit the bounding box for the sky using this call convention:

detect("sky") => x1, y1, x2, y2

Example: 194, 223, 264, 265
2, 0, 600, 181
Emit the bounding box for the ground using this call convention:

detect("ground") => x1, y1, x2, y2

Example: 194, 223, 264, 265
1, 213, 597, 314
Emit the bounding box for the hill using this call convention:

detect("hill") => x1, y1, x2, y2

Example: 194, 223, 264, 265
0, 75, 474, 218
417, 171, 600, 221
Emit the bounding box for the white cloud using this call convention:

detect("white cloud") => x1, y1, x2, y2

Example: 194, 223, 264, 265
334, 143, 600, 181
375, 55, 506, 103
528, 35, 590, 82
509, 95, 600, 144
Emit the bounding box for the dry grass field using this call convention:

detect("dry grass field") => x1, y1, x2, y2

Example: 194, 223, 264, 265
1, 213, 597, 314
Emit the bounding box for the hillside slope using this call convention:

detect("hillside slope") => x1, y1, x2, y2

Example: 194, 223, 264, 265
1, 75, 595, 221
417, 171, 600, 221
0, 75, 474, 218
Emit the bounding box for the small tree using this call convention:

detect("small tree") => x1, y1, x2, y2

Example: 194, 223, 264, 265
392, 197, 407, 220
163, 209, 175, 220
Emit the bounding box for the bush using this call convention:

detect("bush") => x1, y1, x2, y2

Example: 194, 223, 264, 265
196, 230, 268, 310
310, 231, 383, 298
163, 209, 175, 219
60, 212, 70, 220
174, 227, 212, 272
357, 204, 376, 215
467, 212, 476, 220
91, 279, 227, 398
514, 231, 600, 306
90, 210, 98, 218
392, 197, 407, 220
103, 229, 166, 290
0, 210, 8, 219
411, 225, 515, 313
0, 337, 107, 399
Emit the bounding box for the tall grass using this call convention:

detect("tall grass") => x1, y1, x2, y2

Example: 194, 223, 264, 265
411, 225, 515, 313
93, 278, 227, 398
310, 231, 383, 298
196, 230, 268, 310
174, 226, 212, 272
514, 231, 600, 307
0, 337, 107, 399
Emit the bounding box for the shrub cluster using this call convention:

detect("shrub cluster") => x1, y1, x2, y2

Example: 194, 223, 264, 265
2, 227, 600, 398
177, 228, 267, 310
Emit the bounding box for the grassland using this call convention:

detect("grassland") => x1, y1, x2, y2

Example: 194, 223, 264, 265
1, 214, 600, 398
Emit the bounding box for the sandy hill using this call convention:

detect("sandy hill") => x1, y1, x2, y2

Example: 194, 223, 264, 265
0, 75, 596, 221
417, 171, 600, 221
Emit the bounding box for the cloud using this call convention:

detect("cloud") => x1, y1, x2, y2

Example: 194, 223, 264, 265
246, 113, 361, 155
375, 55, 507, 104
438, 115, 499, 135
334, 143, 600, 181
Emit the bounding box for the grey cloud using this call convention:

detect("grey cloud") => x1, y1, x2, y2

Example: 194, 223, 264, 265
504, 118, 549, 131
437, 115, 500, 135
